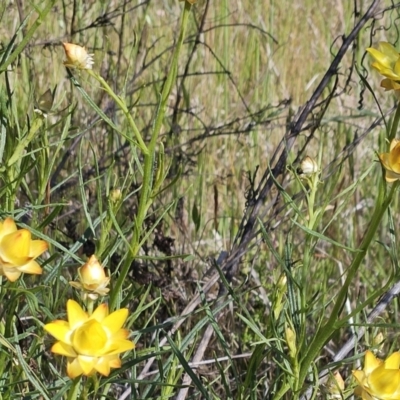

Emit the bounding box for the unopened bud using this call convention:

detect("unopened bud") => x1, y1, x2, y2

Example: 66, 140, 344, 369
285, 327, 297, 360
110, 188, 122, 203
299, 156, 318, 176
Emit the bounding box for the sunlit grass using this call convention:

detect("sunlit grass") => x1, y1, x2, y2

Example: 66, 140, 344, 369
1, 0, 400, 398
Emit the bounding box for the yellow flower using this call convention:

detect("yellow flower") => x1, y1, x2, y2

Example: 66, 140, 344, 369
62, 42, 94, 70
366, 42, 400, 91
0, 217, 48, 282
44, 300, 134, 378
353, 350, 400, 399
379, 139, 400, 182
70, 255, 110, 300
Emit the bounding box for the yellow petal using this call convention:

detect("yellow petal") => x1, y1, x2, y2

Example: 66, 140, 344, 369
111, 328, 130, 341
367, 48, 393, 69
107, 354, 122, 369
379, 42, 400, 63
2, 268, 21, 282
94, 356, 114, 376
364, 350, 382, 374
29, 239, 48, 258
18, 260, 42, 274
51, 341, 76, 357
91, 303, 108, 322
369, 366, 400, 397
77, 355, 96, 375
0, 218, 17, 240
390, 139, 400, 151
44, 320, 70, 342
384, 169, 400, 182
379, 152, 392, 171
105, 338, 135, 355
389, 143, 400, 173
103, 309, 129, 334
381, 79, 396, 91
353, 369, 366, 386
72, 320, 107, 356
67, 299, 88, 329
67, 358, 84, 379
385, 351, 400, 369
0, 230, 32, 265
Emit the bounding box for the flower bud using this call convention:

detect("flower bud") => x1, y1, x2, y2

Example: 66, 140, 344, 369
299, 156, 318, 176
273, 274, 287, 320
62, 42, 94, 70
285, 327, 297, 360
110, 188, 122, 203
70, 255, 110, 299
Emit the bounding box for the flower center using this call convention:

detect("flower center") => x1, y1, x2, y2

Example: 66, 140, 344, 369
72, 319, 108, 356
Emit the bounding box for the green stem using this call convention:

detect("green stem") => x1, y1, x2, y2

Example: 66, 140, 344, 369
86, 70, 148, 154
66, 377, 81, 400
298, 179, 398, 387
389, 102, 400, 141
109, 1, 192, 310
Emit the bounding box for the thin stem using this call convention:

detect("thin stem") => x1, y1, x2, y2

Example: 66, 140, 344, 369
298, 180, 398, 388
109, 1, 192, 310
389, 101, 400, 141
86, 70, 148, 154
66, 377, 81, 400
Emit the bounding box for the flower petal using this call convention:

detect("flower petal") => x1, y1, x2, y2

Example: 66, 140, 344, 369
2, 268, 21, 282
94, 356, 115, 376
0, 230, 32, 265
67, 300, 88, 329
67, 358, 84, 379
105, 338, 135, 355
369, 366, 400, 397
29, 239, 48, 258
18, 260, 42, 274
364, 350, 382, 374
44, 320, 71, 342
0, 218, 17, 241
385, 352, 400, 369
103, 309, 129, 334
385, 169, 400, 182
91, 303, 108, 322
77, 355, 96, 375
51, 341, 76, 357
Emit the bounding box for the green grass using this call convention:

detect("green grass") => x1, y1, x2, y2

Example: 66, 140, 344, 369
1, 0, 400, 399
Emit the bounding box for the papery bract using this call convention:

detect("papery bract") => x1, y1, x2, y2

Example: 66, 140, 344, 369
70, 255, 110, 299
62, 42, 94, 70
44, 300, 134, 378
366, 42, 400, 92
353, 350, 400, 399
0, 217, 48, 282
379, 139, 400, 182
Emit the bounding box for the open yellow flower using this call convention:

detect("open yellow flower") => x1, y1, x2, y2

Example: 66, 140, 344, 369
0, 217, 48, 282
353, 350, 400, 399
69, 255, 110, 300
44, 300, 134, 378
62, 42, 94, 70
379, 139, 400, 182
366, 42, 400, 91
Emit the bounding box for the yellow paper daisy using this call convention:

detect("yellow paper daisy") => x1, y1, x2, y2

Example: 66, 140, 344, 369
44, 300, 134, 378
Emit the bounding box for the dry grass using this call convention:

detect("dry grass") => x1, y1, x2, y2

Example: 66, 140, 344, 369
1, 0, 400, 398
